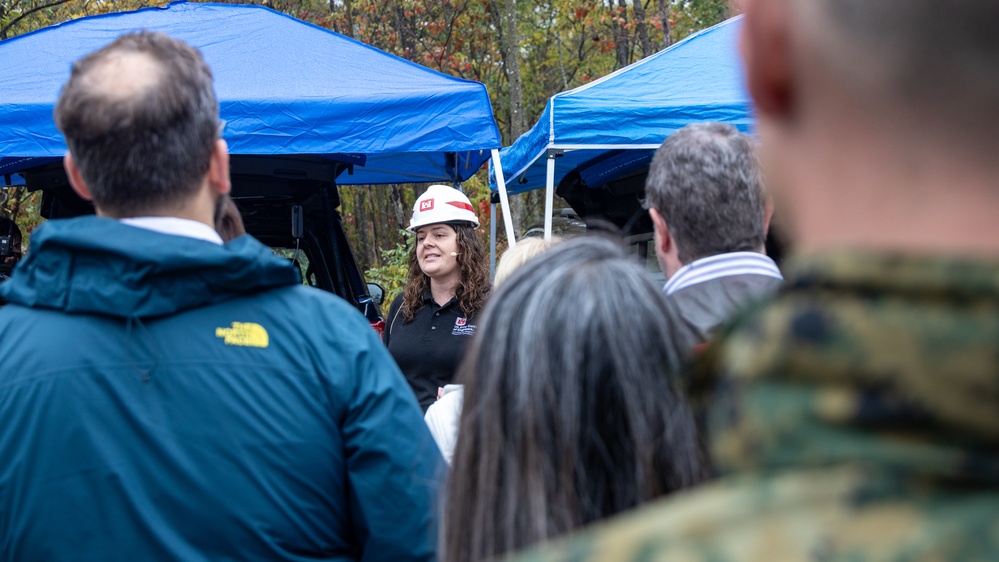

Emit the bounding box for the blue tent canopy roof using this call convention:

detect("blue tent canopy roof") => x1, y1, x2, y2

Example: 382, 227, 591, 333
0, 1, 500, 185
492, 16, 751, 195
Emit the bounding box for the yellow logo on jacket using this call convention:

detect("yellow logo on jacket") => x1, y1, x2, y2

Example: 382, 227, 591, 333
215, 322, 269, 348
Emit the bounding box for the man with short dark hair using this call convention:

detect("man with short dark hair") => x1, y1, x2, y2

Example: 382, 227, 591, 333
644, 122, 781, 359
0, 32, 442, 562
507, 0, 999, 559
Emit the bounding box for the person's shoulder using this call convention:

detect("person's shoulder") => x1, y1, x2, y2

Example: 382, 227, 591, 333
262, 283, 351, 307
424, 385, 463, 461
387, 291, 404, 314
255, 284, 374, 333
507, 465, 999, 561
426, 385, 464, 419
389, 291, 404, 306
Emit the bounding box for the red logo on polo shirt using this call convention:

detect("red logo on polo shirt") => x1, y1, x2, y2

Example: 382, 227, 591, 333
419, 199, 435, 212
452, 316, 476, 336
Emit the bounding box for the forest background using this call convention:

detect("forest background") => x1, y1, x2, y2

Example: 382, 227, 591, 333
1, 0, 737, 298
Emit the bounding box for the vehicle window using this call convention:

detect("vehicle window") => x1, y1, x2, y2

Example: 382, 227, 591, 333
272, 248, 315, 287
625, 235, 665, 286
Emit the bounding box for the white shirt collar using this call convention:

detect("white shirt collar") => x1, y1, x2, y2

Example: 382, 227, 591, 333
119, 216, 224, 245
663, 251, 782, 296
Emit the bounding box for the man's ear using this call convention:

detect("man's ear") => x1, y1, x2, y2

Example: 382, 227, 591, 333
741, 0, 793, 119
763, 193, 775, 237
208, 138, 231, 195
64, 153, 93, 201
649, 207, 672, 254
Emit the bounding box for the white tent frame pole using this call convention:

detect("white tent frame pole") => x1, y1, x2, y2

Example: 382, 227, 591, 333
489, 201, 497, 280
544, 150, 557, 241
491, 148, 517, 250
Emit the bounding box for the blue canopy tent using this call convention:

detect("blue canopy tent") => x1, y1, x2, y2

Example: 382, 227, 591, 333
0, 1, 517, 236
489, 16, 751, 239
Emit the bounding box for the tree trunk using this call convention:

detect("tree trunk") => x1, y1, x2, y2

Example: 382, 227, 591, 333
497, 0, 527, 140
657, 0, 673, 49
494, 0, 527, 238
610, 0, 629, 68
342, 0, 356, 38
633, 0, 653, 58
390, 185, 408, 231
367, 185, 382, 266
393, 1, 417, 58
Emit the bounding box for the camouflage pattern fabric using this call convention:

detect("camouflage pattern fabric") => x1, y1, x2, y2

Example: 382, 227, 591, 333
508, 252, 999, 562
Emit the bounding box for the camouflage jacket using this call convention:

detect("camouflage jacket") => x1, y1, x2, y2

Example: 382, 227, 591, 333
510, 252, 999, 561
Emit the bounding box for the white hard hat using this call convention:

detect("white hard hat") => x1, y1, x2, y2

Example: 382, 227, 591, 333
408, 184, 480, 232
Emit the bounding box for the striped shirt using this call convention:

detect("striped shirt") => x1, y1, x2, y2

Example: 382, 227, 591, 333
664, 251, 783, 296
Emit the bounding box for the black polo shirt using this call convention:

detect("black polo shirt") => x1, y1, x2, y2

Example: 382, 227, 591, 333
384, 290, 478, 412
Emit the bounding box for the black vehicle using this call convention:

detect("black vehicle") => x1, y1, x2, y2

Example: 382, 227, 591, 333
18, 155, 386, 333
554, 149, 787, 268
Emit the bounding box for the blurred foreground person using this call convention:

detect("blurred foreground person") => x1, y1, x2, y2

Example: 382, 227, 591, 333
507, 1, 999, 560
384, 184, 490, 411
645, 122, 781, 361
492, 235, 558, 286
441, 235, 702, 562
0, 32, 442, 562
424, 234, 558, 462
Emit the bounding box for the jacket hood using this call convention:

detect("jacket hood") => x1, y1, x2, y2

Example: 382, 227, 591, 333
0, 216, 300, 318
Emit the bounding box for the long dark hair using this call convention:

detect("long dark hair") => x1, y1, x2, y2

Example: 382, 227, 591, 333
401, 223, 489, 322
442, 235, 703, 562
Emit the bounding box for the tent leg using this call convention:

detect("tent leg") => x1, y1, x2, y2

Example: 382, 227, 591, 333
491, 149, 517, 250
490, 202, 497, 280
544, 150, 556, 241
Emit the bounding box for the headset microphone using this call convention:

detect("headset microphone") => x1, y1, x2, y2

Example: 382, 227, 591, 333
450, 252, 459, 256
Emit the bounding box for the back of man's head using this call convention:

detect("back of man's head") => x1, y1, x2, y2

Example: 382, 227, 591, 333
743, 1, 999, 254
792, 0, 999, 159
644, 123, 764, 264
54, 31, 219, 217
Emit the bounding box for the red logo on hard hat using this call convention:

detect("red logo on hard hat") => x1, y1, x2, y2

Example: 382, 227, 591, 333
446, 201, 474, 213
420, 199, 435, 212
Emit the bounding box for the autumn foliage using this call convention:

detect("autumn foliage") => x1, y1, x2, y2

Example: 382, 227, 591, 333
1, 0, 732, 277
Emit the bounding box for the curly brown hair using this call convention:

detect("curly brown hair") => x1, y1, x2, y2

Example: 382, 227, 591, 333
401, 224, 490, 323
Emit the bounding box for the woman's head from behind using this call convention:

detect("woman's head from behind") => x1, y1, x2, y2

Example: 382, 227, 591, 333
444, 235, 702, 562
493, 235, 559, 287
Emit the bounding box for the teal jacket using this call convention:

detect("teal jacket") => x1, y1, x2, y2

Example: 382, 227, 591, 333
0, 217, 444, 562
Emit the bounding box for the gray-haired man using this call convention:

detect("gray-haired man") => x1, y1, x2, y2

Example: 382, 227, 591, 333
644, 122, 781, 359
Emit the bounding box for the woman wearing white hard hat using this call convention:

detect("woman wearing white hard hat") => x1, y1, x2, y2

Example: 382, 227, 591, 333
383, 185, 490, 412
